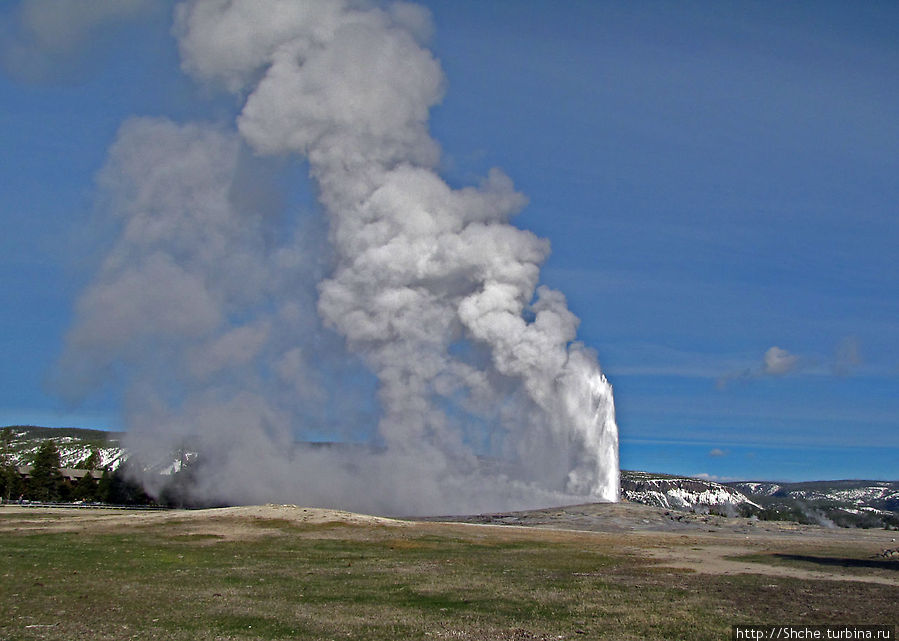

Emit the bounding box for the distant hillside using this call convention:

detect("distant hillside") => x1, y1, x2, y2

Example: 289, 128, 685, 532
1, 425, 127, 471
617, 470, 898, 529
2, 425, 126, 442
728, 479, 899, 529
620, 470, 758, 512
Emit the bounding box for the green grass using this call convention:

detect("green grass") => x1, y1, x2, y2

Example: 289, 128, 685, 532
0, 511, 895, 640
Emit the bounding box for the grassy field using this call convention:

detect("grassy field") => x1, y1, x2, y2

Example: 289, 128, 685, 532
0, 507, 896, 640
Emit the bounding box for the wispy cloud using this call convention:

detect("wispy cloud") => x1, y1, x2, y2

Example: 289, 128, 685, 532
708, 448, 727, 457
719, 338, 868, 388
717, 345, 803, 388
833, 336, 861, 376
692, 472, 740, 483
1, 0, 157, 82
597, 342, 750, 380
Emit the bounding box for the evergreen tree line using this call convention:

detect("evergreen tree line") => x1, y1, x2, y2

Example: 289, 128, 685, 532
0, 436, 218, 508
0, 440, 153, 505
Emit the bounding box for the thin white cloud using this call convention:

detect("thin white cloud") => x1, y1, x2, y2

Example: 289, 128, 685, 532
692, 472, 740, 482
718, 345, 803, 387
708, 448, 727, 457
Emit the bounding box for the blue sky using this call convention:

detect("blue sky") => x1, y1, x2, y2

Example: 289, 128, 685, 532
1, 1, 896, 482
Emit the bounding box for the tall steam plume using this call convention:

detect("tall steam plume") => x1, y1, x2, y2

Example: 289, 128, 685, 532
58, 0, 619, 515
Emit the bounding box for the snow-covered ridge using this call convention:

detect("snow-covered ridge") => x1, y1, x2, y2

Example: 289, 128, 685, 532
2, 426, 149, 473
791, 486, 898, 503
14, 442, 126, 470
621, 471, 759, 511
2, 428, 123, 469
730, 481, 782, 497
622, 474, 899, 528
730, 479, 899, 511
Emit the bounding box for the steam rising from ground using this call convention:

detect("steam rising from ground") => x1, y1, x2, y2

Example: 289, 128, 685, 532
59, 0, 618, 515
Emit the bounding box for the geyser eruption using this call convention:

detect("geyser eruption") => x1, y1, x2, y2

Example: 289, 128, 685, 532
58, 0, 619, 514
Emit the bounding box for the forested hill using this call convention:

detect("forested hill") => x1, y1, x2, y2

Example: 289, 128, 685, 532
1, 425, 126, 471
3, 425, 125, 442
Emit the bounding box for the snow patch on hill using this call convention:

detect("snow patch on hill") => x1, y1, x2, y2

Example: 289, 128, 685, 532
621, 472, 759, 511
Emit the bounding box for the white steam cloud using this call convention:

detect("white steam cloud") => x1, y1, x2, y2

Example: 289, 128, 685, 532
58, 0, 619, 515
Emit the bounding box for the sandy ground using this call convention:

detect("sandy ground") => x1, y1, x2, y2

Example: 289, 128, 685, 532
2, 501, 897, 587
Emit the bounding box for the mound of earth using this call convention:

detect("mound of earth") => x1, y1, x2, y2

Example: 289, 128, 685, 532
190, 504, 405, 526
0, 504, 407, 540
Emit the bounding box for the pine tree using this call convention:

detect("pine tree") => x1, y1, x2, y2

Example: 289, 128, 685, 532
73, 470, 99, 502
1, 464, 24, 502
1, 426, 11, 463
29, 440, 64, 502
80, 448, 101, 471
97, 468, 112, 504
